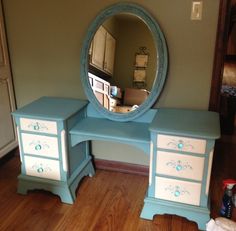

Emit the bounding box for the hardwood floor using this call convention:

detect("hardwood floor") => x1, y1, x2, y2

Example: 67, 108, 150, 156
0, 125, 236, 231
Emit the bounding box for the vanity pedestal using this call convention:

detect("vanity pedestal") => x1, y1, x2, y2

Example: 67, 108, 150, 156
141, 108, 220, 230
12, 97, 95, 204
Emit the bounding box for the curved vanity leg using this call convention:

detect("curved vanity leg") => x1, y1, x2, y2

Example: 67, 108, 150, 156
69, 157, 95, 201
140, 196, 210, 231
17, 158, 95, 204
56, 188, 74, 204
17, 175, 29, 195
17, 174, 74, 204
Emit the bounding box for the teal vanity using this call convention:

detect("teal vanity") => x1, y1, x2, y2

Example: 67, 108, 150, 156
12, 3, 220, 230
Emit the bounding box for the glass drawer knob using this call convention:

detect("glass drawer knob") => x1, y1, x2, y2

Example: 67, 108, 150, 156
176, 165, 182, 171
34, 125, 40, 130
35, 144, 42, 150
174, 190, 180, 197
37, 167, 44, 173
177, 143, 183, 149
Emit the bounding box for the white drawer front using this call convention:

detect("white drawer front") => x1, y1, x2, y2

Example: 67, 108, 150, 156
21, 133, 59, 158
157, 134, 206, 154
156, 151, 204, 181
24, 156, 60, 180
20, 118, 57, 135
155, 177, 201, 206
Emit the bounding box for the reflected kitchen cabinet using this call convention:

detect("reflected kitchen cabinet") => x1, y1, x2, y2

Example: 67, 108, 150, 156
90, 26, 116, 76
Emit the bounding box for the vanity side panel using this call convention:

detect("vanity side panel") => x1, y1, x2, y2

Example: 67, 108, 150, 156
64, 106, 89, 176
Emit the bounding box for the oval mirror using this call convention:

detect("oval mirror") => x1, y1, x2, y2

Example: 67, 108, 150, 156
80, 3, 168, 122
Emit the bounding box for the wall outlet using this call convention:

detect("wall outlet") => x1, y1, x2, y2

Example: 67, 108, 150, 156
191, 1, 203, 20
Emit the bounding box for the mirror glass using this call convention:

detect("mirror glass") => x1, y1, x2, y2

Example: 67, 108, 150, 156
80, 3, 168, 122
88, 13, 157, 114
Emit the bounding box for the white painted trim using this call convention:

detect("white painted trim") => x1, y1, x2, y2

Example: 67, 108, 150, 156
61, 130, 68, 172
149, 141, 153, 186
206, 150, 213, 195
16, 126, 22, 162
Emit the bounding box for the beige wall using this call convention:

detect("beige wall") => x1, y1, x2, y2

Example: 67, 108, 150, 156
112, 17, 156, 91
3, 0, 220, 165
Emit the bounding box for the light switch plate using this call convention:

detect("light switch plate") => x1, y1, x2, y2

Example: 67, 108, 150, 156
191, 1, 203, 20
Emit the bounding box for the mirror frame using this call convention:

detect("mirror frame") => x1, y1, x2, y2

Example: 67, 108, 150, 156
80, 3, 168, 122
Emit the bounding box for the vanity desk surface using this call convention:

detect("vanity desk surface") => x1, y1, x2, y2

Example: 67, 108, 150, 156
150, 108, 220, 139
12, 97, 88, 120
70, 104, 157, 155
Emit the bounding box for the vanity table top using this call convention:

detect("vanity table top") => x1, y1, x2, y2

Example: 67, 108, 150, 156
150, 108, 221, 139
12, 97, 88, 120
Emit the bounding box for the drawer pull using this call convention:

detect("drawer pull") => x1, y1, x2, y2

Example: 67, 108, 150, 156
165, 185, 190, 198
32, 163, 51, 174
167, 139, 193, 151
33, 124, 40, 131
35, 144, 42, 150
29, 141, 49, 151
174, 190, 181, 197
37, 167, 44, 173
166, 160, 193, 172
28, 122, 48, 132
176, 165, 182, 171
177, 142, 183, 149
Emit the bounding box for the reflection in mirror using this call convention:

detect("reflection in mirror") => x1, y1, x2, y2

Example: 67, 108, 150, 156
88, 13, 157, 113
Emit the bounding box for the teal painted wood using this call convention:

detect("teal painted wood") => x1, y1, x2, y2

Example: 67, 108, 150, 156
142, 108, 221, 231
12, 96, 88, 120
12, 97, 94, 204
86, 103, 158, 123
141, 197, 210, 230
17, 156, 94, 204
70, 117, 151, 154
17, 174, 74, 204
150, 108, 221, 139
80, 3, 168, 122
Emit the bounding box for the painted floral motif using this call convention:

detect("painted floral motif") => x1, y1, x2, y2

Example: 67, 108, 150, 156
166, 159, 193, 172
167, 139, 193, 151
28, 122, 48, 132
165, 185, 190, 197
29, 140, 50, 151
32, 163, 52, 174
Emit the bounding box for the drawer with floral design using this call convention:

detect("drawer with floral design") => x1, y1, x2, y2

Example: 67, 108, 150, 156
20, 118, 58, 135
155, 150, 205, 181
24, 155, 61, 180
157, 134, 206, 154
155, 176, 201, 206
21, 133, 59, 159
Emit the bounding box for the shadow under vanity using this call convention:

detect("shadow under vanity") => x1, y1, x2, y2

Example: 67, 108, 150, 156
12, 3, 220, 231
